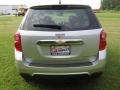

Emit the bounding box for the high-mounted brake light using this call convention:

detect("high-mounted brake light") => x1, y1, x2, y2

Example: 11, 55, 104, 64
99, 30, 107, 51
14, 32, 22, 52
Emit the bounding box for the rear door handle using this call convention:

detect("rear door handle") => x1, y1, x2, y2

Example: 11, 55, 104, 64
37, 40, 55, 45
65, 39, 84, 45
37, 39, 84, 45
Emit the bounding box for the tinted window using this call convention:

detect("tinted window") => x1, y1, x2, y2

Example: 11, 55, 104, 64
21, 6, 101, 31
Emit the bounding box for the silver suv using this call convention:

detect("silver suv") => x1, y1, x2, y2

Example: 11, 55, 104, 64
14, 5, 107, 78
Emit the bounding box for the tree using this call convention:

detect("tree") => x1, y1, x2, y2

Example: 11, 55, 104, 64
102, 0, 120, 10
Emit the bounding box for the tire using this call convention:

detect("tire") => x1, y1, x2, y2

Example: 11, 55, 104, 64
20, 73, 33, 81
91, 72, 103, 78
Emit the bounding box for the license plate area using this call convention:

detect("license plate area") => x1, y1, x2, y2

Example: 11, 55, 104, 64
50, 45, 71, 55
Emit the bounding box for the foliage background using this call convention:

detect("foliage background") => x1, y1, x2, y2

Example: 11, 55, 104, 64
102, 0, 120, 10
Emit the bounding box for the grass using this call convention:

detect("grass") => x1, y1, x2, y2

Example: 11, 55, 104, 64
0, 12, 120, 90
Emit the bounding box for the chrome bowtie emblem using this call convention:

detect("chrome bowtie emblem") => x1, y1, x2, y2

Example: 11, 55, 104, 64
55, 34, 65, 44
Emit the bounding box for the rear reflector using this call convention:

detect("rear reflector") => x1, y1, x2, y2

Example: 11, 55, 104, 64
14, 32, 22, 52
99, 30, 107, 51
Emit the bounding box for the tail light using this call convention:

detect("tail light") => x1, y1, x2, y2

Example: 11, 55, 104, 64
99, 30, 107, 51
14, 32, 22, 52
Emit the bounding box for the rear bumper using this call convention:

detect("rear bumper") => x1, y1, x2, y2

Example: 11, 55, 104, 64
15, 49, 107, 76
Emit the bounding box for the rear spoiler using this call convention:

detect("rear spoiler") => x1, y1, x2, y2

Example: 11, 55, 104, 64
30, 5, 91, 10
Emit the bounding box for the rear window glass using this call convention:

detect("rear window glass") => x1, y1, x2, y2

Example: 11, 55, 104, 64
21, 6, 101, 31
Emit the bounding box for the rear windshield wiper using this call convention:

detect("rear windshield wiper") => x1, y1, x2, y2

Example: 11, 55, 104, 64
33, 24, 61, 30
